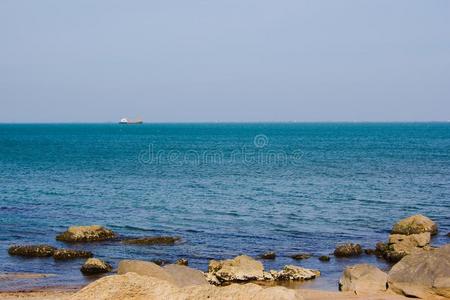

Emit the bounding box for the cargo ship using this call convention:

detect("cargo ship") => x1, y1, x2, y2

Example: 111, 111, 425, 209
119, 118, 143, 124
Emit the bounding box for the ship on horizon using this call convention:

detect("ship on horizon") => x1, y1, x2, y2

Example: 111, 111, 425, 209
119, 117, 143, 124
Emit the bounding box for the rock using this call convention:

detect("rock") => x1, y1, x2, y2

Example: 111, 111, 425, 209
447, 232, 450, 237
163, 264, 209, 287
122, 236, 180, 245
391, 214, 438, 236
260, 251, 276, 259
384, 233, 431, 262
175, 258, 188, 266
118, 260, 176, 284
207, 255, 265, 284
151, 259, 171, 266
375, 242, 388, 258
53, 249, 93, 260
364, 249, 375, 255
271, 265, 320, 281
80, 258, 112, 275
388, 244, 450, 298
56, 225, 116, 242
8, 245, 56, 257
319, 255, 330, 262
334, 243, 362, 257
339, 264, 388, 294
71, 272, 303, 300
291, 253, 311, 260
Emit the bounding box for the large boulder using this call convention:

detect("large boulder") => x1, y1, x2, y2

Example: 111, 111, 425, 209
163, 264, 209, 287
388, 244, 450, 298
383, 233, 431, 262
8, 245, 56, 257
391, 214, 438, 236
122, 236, 180, 245
56, 225, 116, 242
118, 260, 176, 284
339, 264, 388, 294
117, 260, 207, 287
71, 272, 303, 300
334, 243, 363, 257
81, 258, 112, 275
207, 255, 265, 284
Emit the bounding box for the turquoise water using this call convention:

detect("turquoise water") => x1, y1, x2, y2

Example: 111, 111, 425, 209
0, 123, 449, 291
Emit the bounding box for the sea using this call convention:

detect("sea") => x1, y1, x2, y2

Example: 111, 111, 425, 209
0, 123, 449, 291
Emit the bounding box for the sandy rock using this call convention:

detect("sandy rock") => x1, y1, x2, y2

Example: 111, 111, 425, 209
186, 283, 303, 300
8, 245, 56, 257
164, 264, 209, 287
271, 265, 320, 281
388, 244, 450, 299
334, 243, 363, 257
291, 253, 311, 260
384, 233, 431, 262
70, 272, 303, 300
53, 249, 93, 260
118, 260, 176, 284
122, 236, 180, 245
207, 255, 265, 284
56, 225, 116, 242
80, 258, 112, 275
339, 264, 388, 294
391, 214, 438, 236
260, 251, 276, 259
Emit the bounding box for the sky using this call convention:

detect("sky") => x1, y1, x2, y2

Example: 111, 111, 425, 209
0, 0, 449, 122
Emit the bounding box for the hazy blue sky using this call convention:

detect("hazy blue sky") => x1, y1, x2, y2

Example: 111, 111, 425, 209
1, 0, 449, 122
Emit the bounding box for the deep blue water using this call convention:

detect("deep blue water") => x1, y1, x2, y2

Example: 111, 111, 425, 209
0, 123, 449, 291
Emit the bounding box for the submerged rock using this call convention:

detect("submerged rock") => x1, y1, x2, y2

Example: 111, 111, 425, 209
319, 255, 330, 262
175, 258, 188, 266
57, 225, 116, 242
391, 214, 438, 236
339, 264, 388, 294
81, 258, 112, 275
260, 251, 276, 260
270, 265, 320, 281
334, 243, 362, 257
388, 244, 450, 298
8, 245, 56, 257
53, 249, 93, 260
122, 236, 180, 245
291, 253, 311, 260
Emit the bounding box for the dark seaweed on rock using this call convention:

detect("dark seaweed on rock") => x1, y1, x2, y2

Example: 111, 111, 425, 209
53, 249, 93, 260
291, 253, 311, 260
334, 243, 363, 257
122, 236, 181, 245
8, 245, 56, 257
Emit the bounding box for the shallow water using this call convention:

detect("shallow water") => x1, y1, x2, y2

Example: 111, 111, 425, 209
0, 123, 449, 291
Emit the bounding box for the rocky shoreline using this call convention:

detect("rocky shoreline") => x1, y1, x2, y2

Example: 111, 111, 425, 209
4, 214, 450, 299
